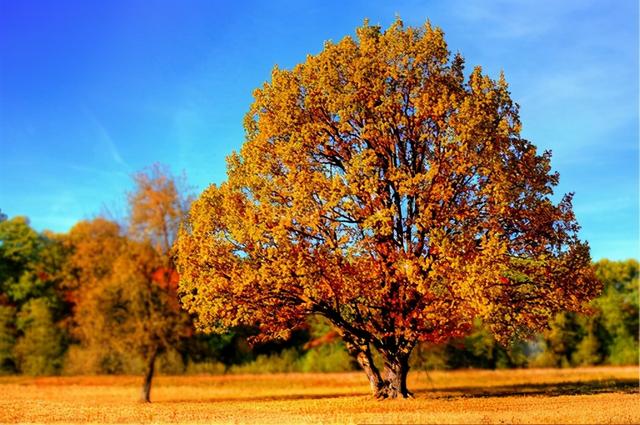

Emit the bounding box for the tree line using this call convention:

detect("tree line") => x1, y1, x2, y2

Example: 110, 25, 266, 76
1, 165, 637, 389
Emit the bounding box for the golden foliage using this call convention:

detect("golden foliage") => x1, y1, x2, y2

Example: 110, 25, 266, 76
129, 163, 192, 257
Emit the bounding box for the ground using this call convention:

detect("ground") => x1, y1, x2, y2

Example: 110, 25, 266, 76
0, 366, 638, 424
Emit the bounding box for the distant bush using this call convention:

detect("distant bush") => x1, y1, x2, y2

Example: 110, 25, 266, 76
62, 344, 147, 375
62, 345, 100, 375
184, 361, 227, 375
410, 343, 448, 371
157, 349, 185, 375
299, 343, 354, 373
607, 335, 638, 365
230, 348, 302, 374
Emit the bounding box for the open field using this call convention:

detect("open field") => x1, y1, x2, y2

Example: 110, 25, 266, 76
0, 366, 638, 424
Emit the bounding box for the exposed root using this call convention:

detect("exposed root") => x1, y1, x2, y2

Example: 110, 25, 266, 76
374, 384, 414, 400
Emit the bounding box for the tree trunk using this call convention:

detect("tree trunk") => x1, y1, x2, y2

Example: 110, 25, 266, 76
342, 332, 416, 399
342, 335, 384, 396
380, 353, 412, 398
140, 348, 158, 403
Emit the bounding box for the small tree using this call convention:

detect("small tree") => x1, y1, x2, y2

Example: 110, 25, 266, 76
126, 164, 193, 402
64, 165, 192, 402
108, 239, 190, 402
176, 20, 600, 398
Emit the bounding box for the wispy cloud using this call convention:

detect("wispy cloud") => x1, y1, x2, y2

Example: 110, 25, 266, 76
65, 162, 129, 179
172, 103, 200, 167
83, 107, 128, 168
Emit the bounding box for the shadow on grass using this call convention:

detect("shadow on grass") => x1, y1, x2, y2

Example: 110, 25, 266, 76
164, 392, 369, 404
415, 379, 639, 399
163, 379, 638, 403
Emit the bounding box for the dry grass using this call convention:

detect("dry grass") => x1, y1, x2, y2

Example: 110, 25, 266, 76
0, 366, 638, 424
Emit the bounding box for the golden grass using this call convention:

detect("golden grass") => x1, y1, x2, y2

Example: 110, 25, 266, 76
0, 366, 638, 424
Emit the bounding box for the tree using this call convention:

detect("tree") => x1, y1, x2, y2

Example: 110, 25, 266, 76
591, 259, 638, 365
128, 163, 191, 259
111, 239, 190, 402
530, 259, 638, 367
14, 297, 65, 375
63, 165, 192, 401
0, 217, 41, 299
531, 312, 583, 368
126, 164, 193, 402
63, 219, 125, 297
0, 305, 17, 374
0, 216, 42, 374
176, 20, 600, 398
0, 217, 69, 375
62, 218, 129, 374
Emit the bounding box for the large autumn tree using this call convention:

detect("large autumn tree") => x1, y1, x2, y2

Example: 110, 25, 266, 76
176, 20, 600, 398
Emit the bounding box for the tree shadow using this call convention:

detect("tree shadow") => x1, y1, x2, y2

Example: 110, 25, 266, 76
414, 379, 639, 399
162, 378, 638, 404
164, 392, 370, 404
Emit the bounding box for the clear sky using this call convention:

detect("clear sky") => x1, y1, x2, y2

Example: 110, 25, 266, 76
0, 0, 637, 260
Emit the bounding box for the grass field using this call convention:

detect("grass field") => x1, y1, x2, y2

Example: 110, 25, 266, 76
0, 366, 638, 424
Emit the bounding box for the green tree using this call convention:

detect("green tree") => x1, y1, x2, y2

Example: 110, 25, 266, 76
0, 217, 69, 375
572, 317, 602, 366
531, 312, 583, 367
440, 319, 528, 369
532, 259, 638, 367
14, 298, 64, 375
0, 305, 17, 373
0, 217, 41, 299
593, 259, 638, 365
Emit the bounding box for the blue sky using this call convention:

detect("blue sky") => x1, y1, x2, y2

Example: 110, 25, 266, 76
0, 0, 637, 260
